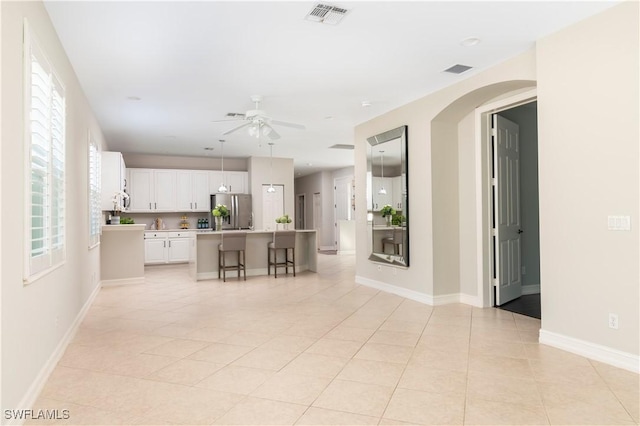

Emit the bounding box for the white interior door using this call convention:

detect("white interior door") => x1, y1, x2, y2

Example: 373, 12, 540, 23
494, 114, 523, 305
262, 184, 284, 231
334, 176, 352, 250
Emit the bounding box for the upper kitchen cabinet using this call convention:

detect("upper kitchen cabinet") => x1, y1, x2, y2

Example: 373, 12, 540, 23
176, 170, 209, 212
129, 168, 177, 212
101, 152, 127, 211
209, 171, 248, 194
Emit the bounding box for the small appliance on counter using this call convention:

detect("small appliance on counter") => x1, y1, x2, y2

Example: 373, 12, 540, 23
180, 215, 189, 229
153, 218, 165, 230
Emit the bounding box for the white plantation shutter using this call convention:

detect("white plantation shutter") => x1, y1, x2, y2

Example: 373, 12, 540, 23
88, 134, 101, 247
25, 23, 66, 279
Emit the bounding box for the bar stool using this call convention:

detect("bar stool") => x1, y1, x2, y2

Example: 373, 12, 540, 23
218, 232, 247, 282
267, 230, 296, 278
382, 228, 404, 255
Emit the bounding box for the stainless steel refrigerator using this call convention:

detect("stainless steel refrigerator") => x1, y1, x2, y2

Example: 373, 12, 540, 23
210, 193, 252, 230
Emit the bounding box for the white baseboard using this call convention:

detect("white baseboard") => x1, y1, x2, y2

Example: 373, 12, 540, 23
12, 281, 102, 422
355, 276, 484, 308
539, 329, 639, 373
100, 276, 145, 287
356, 275, 434, 304
522, 284, 540, 295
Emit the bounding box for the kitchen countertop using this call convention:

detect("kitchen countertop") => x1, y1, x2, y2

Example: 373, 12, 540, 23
102, 224, 146, 232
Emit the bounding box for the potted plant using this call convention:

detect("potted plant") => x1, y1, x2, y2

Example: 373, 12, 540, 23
110, 191, 129, 225
275, 214, 292, 229
212, 204, 229, 230
380, 204, 396, 226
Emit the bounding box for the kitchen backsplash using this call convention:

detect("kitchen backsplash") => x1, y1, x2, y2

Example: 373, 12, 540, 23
115, 212, 211, 230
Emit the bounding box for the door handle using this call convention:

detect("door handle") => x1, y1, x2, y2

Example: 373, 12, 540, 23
518, 229, 524, 234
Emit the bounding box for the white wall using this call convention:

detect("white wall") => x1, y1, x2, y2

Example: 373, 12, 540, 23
249, 156, 294, 231
1, 1, 105, 409
355, 1, 638, 366
355, 50, 537, 298
537, 2, 639, 357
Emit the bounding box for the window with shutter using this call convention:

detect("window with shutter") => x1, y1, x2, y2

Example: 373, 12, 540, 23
88, 133, 101, 248
24, 22, 66, 280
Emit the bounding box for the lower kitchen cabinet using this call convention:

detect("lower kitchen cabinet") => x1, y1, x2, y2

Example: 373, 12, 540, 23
144, 231, 193, 265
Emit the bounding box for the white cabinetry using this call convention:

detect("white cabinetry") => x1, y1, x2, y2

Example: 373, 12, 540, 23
176, 171, 209, 212
129, 169, 177, 212
101, 152, 127, 211
372, 177, 393, 211
144, 231, 193, 264
209, 171, 248, 194
144, 232, 168, 264
392, 176, 404, 211
167, 231, 191, 262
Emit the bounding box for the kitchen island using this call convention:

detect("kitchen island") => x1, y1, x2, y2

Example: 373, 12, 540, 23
101, 224, 146, 286
189, 229, 317, 281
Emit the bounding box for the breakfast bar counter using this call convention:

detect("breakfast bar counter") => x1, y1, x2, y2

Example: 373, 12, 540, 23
189, 229, 317, 281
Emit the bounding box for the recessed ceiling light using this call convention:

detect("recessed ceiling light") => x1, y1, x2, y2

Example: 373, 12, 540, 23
460, 36, 481, 47
361, 100, 371, 107
324, 116, 334, 120
126, 96, 141, 101
204, 147, 214, 151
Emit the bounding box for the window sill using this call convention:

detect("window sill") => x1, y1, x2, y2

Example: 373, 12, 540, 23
23, 261, 66, 286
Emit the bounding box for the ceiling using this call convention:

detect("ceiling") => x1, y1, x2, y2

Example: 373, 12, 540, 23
43, 1, 617, 176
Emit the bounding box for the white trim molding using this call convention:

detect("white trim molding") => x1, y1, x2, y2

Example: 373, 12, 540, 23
355, 276, 483, 307
100, 276, 145, 287
13, 282, 102, 421
539, 329, 640, 373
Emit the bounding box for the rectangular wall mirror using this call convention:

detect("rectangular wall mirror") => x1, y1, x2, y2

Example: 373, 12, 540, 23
366, 125, 409, 266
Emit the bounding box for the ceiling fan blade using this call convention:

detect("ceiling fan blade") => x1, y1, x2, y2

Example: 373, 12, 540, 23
211, 118, 245, 123
266, 125, 280, 140
271, 119, 306, 130
222, 122, 251, 135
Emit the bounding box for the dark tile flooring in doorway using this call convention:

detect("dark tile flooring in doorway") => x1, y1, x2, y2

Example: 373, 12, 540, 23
498, 293, 541, 319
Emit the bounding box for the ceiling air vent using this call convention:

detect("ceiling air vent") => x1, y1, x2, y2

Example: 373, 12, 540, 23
226, 112, 245, 118
329, 144, 354, 150
444, 64, 473, 74
305, 3, 349, 25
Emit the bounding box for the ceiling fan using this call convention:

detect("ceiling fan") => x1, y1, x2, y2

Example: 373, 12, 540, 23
214, 95, 305, 140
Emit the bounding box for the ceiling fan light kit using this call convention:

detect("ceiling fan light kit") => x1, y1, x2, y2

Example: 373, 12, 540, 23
218, 95, 305, 141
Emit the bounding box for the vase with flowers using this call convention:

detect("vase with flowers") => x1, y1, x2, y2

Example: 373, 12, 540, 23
212, 204, 229, 231
110, 191, 129, 225
380, 204, 396, 227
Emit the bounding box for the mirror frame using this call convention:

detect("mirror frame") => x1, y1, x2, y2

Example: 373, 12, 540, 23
366, 125, 409, 267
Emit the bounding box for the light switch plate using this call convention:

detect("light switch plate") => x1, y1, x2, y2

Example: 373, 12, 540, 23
608, 215, 631, 231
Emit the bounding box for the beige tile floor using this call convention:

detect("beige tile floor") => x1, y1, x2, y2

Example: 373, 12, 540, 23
30, 254, 638, 425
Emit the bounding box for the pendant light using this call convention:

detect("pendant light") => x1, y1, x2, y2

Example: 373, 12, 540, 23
218, 139, 228, 193
267, 142, 276, 193
378, 150, 387, 195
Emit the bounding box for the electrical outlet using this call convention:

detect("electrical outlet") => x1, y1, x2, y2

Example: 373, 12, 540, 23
609, 313, 619, 329
55, 315, 60, 328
